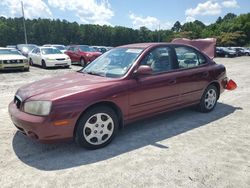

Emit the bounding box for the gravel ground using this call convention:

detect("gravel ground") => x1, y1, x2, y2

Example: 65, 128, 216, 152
0, 58, 250, 188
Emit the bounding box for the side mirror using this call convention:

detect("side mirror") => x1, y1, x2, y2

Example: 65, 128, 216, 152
134, 65, 153, 76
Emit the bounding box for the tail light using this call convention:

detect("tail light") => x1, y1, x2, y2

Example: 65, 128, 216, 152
226, 79, 237, 90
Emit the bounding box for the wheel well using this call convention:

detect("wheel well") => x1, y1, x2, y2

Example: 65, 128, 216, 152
73, 101, 124, 136
209, 82, 220, 99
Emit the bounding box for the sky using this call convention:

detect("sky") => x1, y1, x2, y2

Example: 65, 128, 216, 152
0, 0, 250, 30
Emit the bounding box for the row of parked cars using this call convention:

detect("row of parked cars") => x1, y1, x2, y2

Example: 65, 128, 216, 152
0, 44, 113, 71
216, 47, 250, 58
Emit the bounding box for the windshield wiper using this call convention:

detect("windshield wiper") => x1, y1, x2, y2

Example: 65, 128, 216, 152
85, 71, 104, 77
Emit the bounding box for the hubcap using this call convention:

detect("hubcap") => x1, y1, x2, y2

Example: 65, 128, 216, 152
204, 89, 217, 109
83, 113, 114, 145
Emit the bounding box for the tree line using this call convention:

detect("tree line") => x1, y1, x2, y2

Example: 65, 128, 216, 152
0, 13, 249, 47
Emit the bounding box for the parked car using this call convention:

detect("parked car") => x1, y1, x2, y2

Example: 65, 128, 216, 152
43, 44, 67, 53
28, 47, 71, 68
65, 45, 102, 66
0, 47, 29, 71
9, 43, 236, 149
92, 46, 108, 54
216, 47, 236, 57
237, 47, 250, 56
16, 44, 37, 57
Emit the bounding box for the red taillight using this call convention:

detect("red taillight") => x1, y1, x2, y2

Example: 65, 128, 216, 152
226, 79, 237, 90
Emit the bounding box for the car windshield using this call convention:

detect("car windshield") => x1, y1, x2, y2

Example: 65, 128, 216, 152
0, 49, 21, 55
54, 46, 66, 50
81, 48, 143, 78
79, 45, 95, 52
18, 45, 36, 53
41, 48, 62, 55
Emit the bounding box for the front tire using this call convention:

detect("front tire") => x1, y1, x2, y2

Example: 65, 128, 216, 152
198, 85, 218, 113
42, 60, 47, 69
29, 58, 33, 66
80, 57, 87, 67
75, 106, 118, 149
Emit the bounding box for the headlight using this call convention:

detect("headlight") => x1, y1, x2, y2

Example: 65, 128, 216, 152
66, 56, 70, 60
86, 54, 92, 57
23, 59, 28, 64
24, 101, 52, 116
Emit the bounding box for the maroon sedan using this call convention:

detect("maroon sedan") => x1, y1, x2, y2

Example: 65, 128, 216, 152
65, 45, 102, 66
9, 43, 235, 149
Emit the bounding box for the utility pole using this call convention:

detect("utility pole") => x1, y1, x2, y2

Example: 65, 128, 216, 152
21, 1, 27, 44
157, 24, 160, 42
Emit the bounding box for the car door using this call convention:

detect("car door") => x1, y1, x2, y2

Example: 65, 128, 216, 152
74, 47, 82, 62
128, 46, 182, 119
31, 48, 39, 65
36, 48, 42, 66
173, 45, 211, 106
65, 47, 74, 61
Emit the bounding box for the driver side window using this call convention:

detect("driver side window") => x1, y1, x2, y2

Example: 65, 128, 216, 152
141, 47, 172, 73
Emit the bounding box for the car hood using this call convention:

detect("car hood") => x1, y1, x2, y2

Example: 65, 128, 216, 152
0, 54, 27, 60
16, 72, 116, 101
42, 54, 69, 59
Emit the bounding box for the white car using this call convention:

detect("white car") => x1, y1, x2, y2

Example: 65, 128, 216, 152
28, 47, 71, 68
0, 47, 29, 71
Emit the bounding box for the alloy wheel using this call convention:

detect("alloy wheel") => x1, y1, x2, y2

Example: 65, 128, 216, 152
204, 89, 217, 110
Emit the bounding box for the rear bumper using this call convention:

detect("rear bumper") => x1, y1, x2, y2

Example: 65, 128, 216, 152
8, 101, 74, 143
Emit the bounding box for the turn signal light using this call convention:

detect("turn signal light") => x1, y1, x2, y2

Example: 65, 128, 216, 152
226, 79, 237, 90
53, 120, 70, 126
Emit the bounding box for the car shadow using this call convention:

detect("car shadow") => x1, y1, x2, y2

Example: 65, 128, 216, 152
0, 69, 29, 73
12, 102, 242, 171
31, 64, 71, 70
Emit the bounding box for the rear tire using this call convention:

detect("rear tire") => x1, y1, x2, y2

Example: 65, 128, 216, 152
75, 106, 118, 149
198, 85, 218, 113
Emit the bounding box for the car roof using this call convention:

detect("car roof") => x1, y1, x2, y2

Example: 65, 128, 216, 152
39, 46, 56, 49
119, 43, 165, 49
44, 44, 65, 46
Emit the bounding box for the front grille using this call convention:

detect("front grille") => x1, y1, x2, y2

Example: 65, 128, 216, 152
14, 95, 22, 109
4, 66, 24, 69
56, 58, 65, 61
3, 60, 23, 64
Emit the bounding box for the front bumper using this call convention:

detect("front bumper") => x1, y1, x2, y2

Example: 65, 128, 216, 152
0, 63, 29, 70
8, 101, 74, 143
46, 59, 71, 67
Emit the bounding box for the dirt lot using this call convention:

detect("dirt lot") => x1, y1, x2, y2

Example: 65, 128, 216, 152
0, 58, 250, 188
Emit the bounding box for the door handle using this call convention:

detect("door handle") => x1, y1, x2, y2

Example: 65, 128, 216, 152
167, 79, 176, 85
